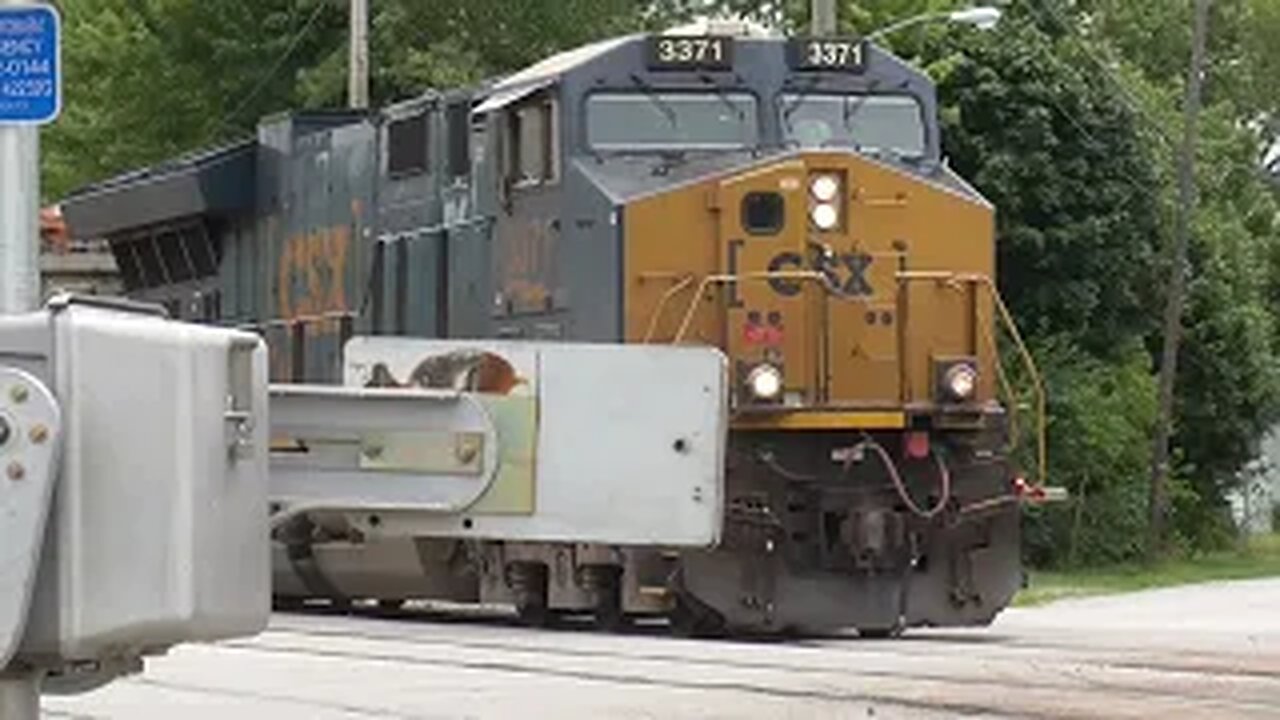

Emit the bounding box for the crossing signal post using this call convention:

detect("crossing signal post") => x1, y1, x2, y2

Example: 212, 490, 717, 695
0, 1, 58, 315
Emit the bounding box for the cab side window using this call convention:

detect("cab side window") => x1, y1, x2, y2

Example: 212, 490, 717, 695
388, 111, 430, 178
506, 95, 558, 187
446, 99, 471, 179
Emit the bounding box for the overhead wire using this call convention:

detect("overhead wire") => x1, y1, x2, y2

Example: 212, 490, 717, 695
1027, 0, 1176, 152
1025, 42, 1171, 192
207, 1, 333, 143
1028, 0, 1273, 185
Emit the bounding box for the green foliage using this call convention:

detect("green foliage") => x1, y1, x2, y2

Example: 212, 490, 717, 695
1016, 532, 1280, 606
898, 1, 1280, 564
931, 17, 1164, 356
296, 0, 681, 108
43, 0, 683, 199
1020, 340, 1157, 566
1087, 0, 1280, 555
44, 0, 346, 200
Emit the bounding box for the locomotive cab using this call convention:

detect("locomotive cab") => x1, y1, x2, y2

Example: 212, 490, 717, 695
471, 27, 1014, 426
463, 26, 1043, 632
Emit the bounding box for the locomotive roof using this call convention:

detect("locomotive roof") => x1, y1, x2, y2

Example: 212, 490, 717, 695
575, 150, 989, 208
473, 31, 930, 110
476, 34, 638, 113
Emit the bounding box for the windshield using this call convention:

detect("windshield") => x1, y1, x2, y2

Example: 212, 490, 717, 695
586, 92, 758, 151
780, 94, 926, 158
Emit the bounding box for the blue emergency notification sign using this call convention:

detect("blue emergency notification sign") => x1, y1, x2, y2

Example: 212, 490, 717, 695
0, 5, 60, 124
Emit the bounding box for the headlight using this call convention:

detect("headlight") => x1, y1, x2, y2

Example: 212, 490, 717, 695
943, 363, 977, 401
810, 203, 839, 230
810, 175, 840, 202
746, 364, 783, 401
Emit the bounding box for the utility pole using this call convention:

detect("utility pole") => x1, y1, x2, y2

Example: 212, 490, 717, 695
0, 2, 52, 712
0, 0, 41, 316
1149, 0, 1211, 559
812, 0, 836, 35
348, 0, 369, 109
0, 124, 38, 315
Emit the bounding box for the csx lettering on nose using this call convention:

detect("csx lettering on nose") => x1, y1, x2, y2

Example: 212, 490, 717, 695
766, 251, 874, 297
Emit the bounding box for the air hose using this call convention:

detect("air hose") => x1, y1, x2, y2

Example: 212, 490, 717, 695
859, 438, 952, 520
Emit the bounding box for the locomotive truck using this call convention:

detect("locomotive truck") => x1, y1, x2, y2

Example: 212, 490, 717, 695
58, 22, 1056, 636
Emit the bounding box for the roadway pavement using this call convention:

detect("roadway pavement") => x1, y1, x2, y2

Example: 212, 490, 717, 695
43, 577, 1280, 719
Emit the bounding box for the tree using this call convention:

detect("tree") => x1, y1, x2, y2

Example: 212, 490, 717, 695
44, 0, 346, 200
44, 0, 686, 199
1071, 0, 1280, 552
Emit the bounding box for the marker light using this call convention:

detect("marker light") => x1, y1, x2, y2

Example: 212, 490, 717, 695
944, 363, 977, 400
746, 364, 784, 401
810, 175, 840, 202
811, 203, 839, 230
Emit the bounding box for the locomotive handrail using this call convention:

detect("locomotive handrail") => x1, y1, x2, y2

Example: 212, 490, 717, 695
669, 270, 834, 343
641, 273, 697, 343
976, 304, 1023, 448
896, 271, 1048, 489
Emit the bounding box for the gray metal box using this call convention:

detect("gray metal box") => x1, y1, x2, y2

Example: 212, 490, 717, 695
5, 301, 270, 663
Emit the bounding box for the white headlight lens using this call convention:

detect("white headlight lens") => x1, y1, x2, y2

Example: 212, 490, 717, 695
811, 203, 839, 230
747, 364, 783, 400
945, 364, 977, 400
810, 175, 840, 202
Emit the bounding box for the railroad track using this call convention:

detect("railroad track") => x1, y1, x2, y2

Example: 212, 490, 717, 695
44, 587, 1280, 719
230, 611, 1280, 719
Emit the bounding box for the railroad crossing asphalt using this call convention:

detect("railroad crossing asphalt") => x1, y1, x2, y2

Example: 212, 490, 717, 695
43, 577, 1280, 719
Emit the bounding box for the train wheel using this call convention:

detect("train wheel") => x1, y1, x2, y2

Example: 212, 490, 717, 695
272, 596, 306, 612
669, 596, 724, 639
377, 599, 407, 613
857, 620, 904, 640
581, 564, 628, 633
508, 562, 551, 628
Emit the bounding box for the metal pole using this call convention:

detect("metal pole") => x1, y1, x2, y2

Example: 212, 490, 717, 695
348, 0, 369, 109
0, 0, 41, 316
811, 0, 836, 35
0, 672, 41, 720
1149, 0, 1211, 559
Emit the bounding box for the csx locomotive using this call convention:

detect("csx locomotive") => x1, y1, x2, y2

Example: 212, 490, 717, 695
60, 22, 1050, 635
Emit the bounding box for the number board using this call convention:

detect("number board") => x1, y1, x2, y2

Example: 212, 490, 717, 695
647, 35, 733, 71
0, 4, 59, 124
789, 38, 867, 73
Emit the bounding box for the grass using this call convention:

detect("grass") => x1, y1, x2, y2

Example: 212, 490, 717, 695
1013, 533, 1280, 607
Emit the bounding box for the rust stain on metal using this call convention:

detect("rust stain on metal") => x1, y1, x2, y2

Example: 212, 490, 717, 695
497, 218, 555, 312
277, 224, 352, 320
365, 349, 527, 395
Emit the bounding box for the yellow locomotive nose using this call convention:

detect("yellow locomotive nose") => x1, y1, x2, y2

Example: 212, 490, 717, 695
623, 150, 999, 422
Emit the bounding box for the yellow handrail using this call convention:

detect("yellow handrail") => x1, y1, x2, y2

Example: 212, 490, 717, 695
977, 303, 1022, 452
897, 271, 1048, 488
669, 270, 835, 343
640, 273, 697, 343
